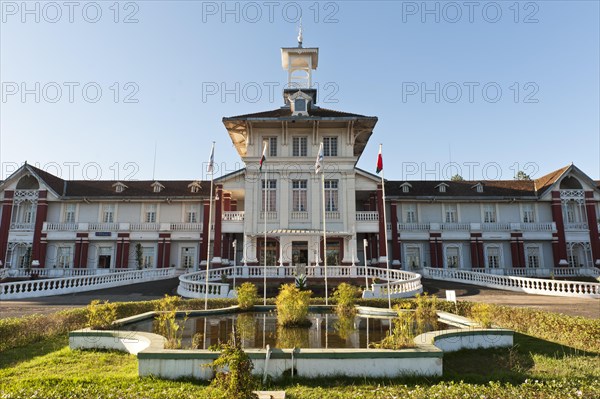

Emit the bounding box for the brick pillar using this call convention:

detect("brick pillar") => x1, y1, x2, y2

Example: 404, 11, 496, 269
200, 199, 210, 265
80, 234, 89, 268
0, 190, 14, 266
212, 185, 223, 265
163, 233, 171, 267
231, 200, 237, 211
31, 191, 48, 266
551, 191, 568, 266
222, 233, 230, 264
370, 233, 378, 264
390, 201, 400, 266
510, 234, 519, 267
510, 233, 525, 267
429, 233, 442, 267
585, 192, 600, 265
477, 240, 484, 268
376, 183, 387, 265
39, 233, 47, 268
117, 233, 130, 268
470, 233, 482, 268
74, 235, 82, 268
223, 192, 231, 211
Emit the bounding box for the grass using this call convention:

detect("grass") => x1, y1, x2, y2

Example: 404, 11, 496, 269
1, 298, 599, 398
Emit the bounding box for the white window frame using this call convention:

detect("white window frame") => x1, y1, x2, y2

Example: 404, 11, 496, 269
180, 246, 196, 269
292, 180, 308, 212
144, 204, 158, 223
324, 179, 339, 212
482, 204, 497, 223
444, 244, 462, 269
521, 203, 536, 223
525, 244, 542, 268
261, 179, 277, 212
404, 244, 422, 269
184, 204, 199, 223
63, 203, 77, 223
404, 203, 417, 223
443, 203, 458, 223
101, 204, 116, 223
264, 137, 277, 157
485, 244, 502, 269
57, 245, 74, 268
142, 246, 155, 268
323, 136, 338, 157
292, 136, 308, 157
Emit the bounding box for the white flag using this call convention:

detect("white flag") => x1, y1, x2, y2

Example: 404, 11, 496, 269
207, 142, 215, 173
315, 142, 324, 174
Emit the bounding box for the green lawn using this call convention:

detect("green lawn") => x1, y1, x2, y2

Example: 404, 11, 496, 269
1, 332, 598, 398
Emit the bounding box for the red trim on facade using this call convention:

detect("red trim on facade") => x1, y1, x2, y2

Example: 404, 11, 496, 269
157, 233, 171, 268
429, 233, 442, 267
117, 233, 130, 268
585, 192, 600, 264
469, 233, 482, 268
200, 199, 210, 264
0, 190, 14, 265
551, 191, 568, 265
31, 191, 48, 266
376, 184, 386, 264
390, 202, 400, 265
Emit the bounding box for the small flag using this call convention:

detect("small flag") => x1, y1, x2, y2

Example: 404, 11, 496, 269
207, 142, 215, 173
376, 144, 383, 174
259, 142, 268, 172
315, 142, 324, 174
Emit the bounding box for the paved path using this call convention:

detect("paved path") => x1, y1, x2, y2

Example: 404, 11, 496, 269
1, 277, 598, 319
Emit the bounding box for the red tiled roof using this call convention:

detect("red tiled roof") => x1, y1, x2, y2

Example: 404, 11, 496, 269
386, 180, 536, 198
534, 165, 570, 194
223, 106, 374, 120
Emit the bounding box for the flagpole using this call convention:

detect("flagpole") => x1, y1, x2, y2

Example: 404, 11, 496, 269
204, 141, 215, 310
379, 144, 392, 309
321, 151, 328, 306
262, 142, 268, 306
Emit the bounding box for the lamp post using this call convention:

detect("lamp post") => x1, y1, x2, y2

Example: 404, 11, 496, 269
363, 238, 369, 289
232, 239, 237, 289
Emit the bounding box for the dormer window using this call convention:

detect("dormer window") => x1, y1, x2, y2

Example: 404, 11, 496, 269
400, 182, 412, 193
188, 181, 202, 193
288, 91, 312, 116
151, 181, 165, 193
472, 183, 484, 193
435, 183, 449, 193
112, 182, 127, 193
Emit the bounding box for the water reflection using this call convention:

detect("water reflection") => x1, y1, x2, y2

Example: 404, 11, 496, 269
121, 312, 445, 350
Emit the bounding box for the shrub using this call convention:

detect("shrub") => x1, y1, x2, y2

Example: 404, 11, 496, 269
414, 293, 439, 332
154, 295, 187, 349
209, 332, 258, 399
236, 282, 258, 310
86, 300, 117, 330
470, 302, 494, 328
275, 284, 312, 327
373, 307, 416, 349
332, 283, 360, 315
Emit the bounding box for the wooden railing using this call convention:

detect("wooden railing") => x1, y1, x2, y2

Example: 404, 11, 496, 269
0, 268, 177, 300
422, 267, 599, 298
356, 211, 379, 221
222, 211, 245, 221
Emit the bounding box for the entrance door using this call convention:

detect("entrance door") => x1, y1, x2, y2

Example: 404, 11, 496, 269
181, 247, 196, 269
98, 246, 112, 269
292, 241, 308, 275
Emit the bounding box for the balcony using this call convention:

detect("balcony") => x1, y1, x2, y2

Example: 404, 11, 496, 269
398, 223, 430, 231
222, 211, 245, 221
9, 222, 35, 231
325, 211, 340, 220
356, 211, 379, 221
170, 223, 202, 231
565, 222, 589, 231
290, 211, 309, 220
259, 212, 278, 220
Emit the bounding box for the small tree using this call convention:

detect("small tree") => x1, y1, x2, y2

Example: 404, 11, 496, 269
450, 174, 464, 181
275, 284, 312, 327
135, 243, 144, 270
209, 331, 258, 399
236, 282, 258, 310
514, 170, 531, 180
87, 299, 117, 330
332, 283, 360, 315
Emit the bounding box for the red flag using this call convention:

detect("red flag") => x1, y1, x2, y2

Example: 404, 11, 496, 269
376, 144, 383, 174
259, 142, 267, 172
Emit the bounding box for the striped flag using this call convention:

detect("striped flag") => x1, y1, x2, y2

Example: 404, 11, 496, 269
259, 142, 268, 172
376, 144, 383, 174
315, 142, 324, 174
207, 142, 215, 173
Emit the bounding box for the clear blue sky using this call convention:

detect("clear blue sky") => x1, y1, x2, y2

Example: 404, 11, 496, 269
1, 1, 599, 182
